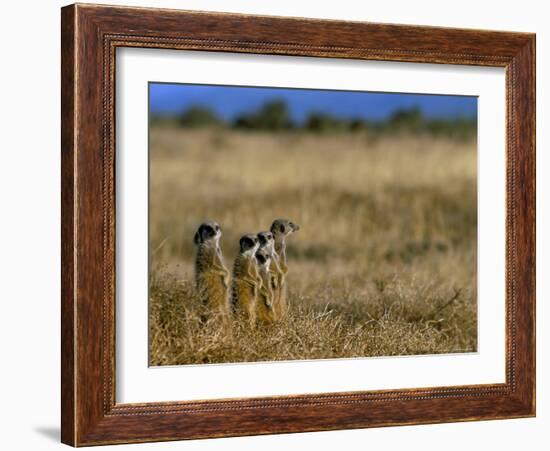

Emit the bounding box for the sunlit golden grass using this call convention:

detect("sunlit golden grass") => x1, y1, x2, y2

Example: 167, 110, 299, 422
149, 127, 477, 365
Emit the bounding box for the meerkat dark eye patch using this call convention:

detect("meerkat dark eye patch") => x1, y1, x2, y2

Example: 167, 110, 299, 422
240, 236, 255, 251
280, 224, 285, 233
256, 253, 266, 264
258, 235, 267, 245
200, 224, 215, 241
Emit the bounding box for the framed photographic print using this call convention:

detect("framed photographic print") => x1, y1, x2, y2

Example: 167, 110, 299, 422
61, 3, 536, 446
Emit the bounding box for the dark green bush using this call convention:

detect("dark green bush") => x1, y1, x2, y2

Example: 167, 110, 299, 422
179, 106, 224, 128
234, 99, 293, 131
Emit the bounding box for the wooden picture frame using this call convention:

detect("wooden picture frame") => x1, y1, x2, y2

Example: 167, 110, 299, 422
61, 3, 535, 446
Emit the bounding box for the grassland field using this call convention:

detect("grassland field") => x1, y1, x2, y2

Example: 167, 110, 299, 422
149, 126, 477, 365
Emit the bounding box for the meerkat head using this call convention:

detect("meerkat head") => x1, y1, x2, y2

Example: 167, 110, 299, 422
193, 221, 222, 247
239, 233, 260, 256
257, 231, 275, 254
270, 218, 300, 243
255, 248, 271, 270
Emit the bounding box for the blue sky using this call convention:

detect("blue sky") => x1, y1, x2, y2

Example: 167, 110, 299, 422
149, 83, 477, 122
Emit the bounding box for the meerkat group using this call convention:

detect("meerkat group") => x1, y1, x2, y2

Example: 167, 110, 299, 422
192, 218, 300, 324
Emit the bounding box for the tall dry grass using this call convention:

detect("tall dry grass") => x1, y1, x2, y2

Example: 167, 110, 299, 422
149, 127, 477, 365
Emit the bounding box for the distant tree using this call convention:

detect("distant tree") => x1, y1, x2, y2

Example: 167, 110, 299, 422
233, 115, 255, 129
388, 107, 424, 132
234, 99, 293, 130
305, 112, 349, 133
349, 118, 370, 132
257, 100, 292, 130
179, 106, 224, 128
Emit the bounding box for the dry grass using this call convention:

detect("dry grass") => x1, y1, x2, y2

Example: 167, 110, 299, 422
149, 127, 477, 365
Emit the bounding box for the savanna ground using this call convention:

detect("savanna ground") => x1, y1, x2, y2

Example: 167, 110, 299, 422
149, 127, 477, 365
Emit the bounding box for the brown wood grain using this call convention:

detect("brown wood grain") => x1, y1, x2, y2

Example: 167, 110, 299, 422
60, 5, 76, 446
61, 3, 536, 446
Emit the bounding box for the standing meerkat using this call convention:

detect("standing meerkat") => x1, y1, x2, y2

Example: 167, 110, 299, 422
270, 218, 300, 319
257, 231, 284, 322
193, 221, 230, 318
231, 234, 262, 325
254, 248, 276, 324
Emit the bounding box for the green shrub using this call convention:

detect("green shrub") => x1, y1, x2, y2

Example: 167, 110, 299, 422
234, 99, 293, 131
179, 106, 224, 128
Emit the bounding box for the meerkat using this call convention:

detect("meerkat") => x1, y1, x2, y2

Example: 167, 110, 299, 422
254, 248, 276, 324
193, 221, 230, 318
270, 218, 300, 319
231, 234, 262, 325
257, 231, 284, 321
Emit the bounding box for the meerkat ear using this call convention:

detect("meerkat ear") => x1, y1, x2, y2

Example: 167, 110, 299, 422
194, 231, 201, 245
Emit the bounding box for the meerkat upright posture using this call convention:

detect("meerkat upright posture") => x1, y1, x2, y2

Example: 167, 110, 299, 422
231, 234, 262, 325
193, 221, 230, 318
270, 219, 300, 319
255, 248, 276, 324
257, 231, 284, 322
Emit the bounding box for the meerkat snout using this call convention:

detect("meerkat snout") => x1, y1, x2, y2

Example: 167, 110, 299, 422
288, 221, 299, 232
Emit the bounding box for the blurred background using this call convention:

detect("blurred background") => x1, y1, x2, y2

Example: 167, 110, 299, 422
149, 83, 478, 364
